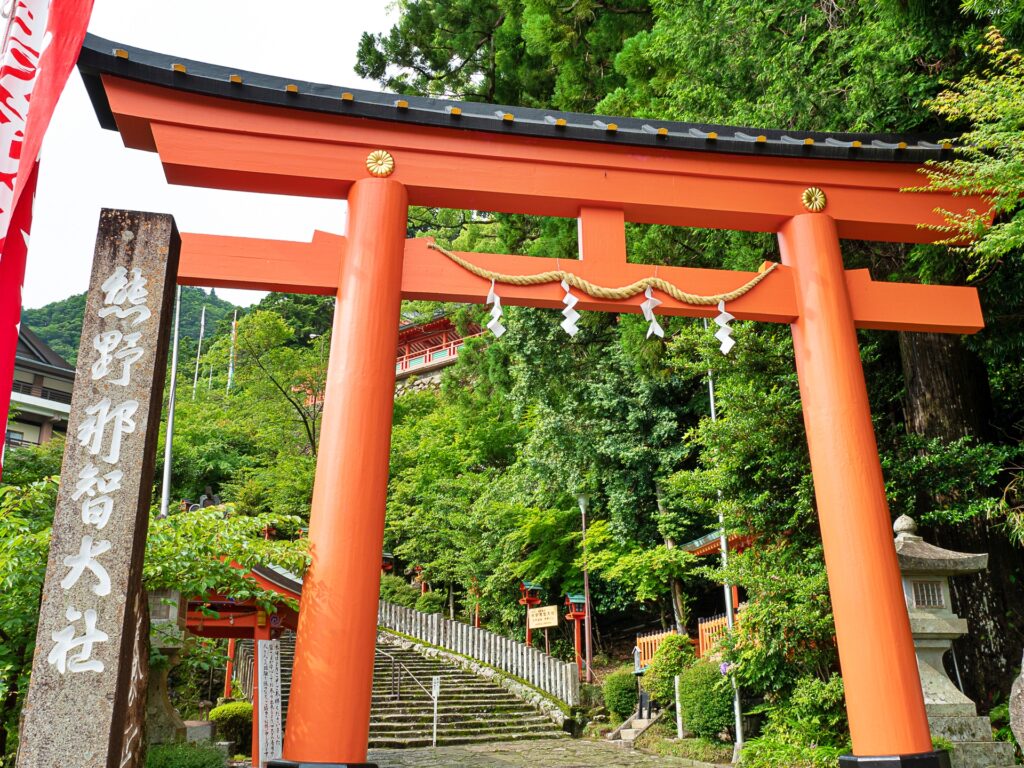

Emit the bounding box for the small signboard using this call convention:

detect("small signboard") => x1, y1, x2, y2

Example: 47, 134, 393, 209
257, 639, 283, 767
528, 605, 560, 629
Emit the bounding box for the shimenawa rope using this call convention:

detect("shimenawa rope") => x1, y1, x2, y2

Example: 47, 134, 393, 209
427, 242, 777, 306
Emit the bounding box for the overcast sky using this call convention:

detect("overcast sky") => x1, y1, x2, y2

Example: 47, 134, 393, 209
22, 1, 399, 309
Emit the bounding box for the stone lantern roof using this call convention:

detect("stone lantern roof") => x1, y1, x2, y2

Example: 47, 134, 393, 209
893, 515, 988, 576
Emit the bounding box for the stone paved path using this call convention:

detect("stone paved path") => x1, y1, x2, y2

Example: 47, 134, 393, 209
368, 738, 717, 767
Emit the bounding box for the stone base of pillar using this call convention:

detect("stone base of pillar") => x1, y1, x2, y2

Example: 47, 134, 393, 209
839, 751, 951, 768
267, 761, 377, 768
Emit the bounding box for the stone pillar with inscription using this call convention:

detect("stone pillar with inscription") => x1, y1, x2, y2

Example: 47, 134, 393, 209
17, 210, 179, 768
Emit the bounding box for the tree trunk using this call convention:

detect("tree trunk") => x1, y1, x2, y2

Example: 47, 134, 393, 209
898, 331, 1023, 708
899, 332, 992, 441
656, 489, 687, 634
448, 583, 455, 621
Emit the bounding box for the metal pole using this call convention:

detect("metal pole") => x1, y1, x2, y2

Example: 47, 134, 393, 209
703, 320, 744, 759
159, 286, 182, 518
579, 494, 594, 683
226, 309, 237, 392
192, 303, 206, 399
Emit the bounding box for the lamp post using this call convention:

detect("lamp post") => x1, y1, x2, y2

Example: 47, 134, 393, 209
578, 493, 594, 684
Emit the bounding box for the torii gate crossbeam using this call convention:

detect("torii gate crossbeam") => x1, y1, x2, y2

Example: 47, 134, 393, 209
76, 33, 986, 768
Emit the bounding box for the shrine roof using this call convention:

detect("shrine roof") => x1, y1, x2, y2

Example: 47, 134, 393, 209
78, 34, 949, 165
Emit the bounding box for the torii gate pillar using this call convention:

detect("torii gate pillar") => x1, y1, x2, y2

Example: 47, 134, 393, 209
780, 213, 937, 764
277, 179, 408, 767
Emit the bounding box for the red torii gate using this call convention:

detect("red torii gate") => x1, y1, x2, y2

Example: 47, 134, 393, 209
78, 34, 985, 768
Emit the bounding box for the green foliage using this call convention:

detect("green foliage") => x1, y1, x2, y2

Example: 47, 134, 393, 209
740, 737, 845, 768
741, 675, 848, 768
209, 701, 253, 755
414, 590, 447, 614
20, 293, 86, 363
22, 286, 235, 365
768, 675, 848, 747
635, 721, 734, 764
0, 436, 65, 487
603, 667, 639, 719
989, 699, 1023, 759
915, 28, 1024, 277
144, 742, 225, 768
255, 293, 334, 343
677, 660, 733, 742
145, 506, 307, 610
0, 481, 57, 761
643, 634, 695, 705
380, 574, 420, 608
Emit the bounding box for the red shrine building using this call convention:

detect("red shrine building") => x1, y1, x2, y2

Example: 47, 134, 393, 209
394, 313, 481, 392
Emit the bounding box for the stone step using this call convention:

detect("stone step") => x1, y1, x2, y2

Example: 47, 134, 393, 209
929, 716, 995, 742
369, 730, 567, 749
946, 740, 1016, 768
371, 718, 553, 731
618, 728, 639, 741
370, 700, 528, 712
370, 719, 556, 735
366, 639, 563, 748
372, 710, 552, 722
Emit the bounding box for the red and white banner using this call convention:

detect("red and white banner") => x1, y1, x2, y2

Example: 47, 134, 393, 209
0, 0, 94, 476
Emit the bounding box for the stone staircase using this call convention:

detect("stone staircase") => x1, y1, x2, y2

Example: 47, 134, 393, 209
370, 643, 567, 748
606, 710, 660, 748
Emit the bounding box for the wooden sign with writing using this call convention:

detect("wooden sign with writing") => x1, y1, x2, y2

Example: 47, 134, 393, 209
17, 210, 179, 768
528, 605, 560, 630
257, 639, 283, 767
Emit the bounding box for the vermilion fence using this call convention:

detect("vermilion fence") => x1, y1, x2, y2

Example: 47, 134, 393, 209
395, 332, 484, 375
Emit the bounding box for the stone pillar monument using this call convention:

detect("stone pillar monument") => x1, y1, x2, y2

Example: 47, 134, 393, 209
893, 515, 1016, 768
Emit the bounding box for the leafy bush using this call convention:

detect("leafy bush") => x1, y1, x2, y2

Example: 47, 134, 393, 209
677, 659, 733, 740
741, 736, 844, 768
740, 674, 849, 768
209, 701, 252, 755
145, 742, 225, 768
643, 634, 696, 705
379, 573, 419, 608
773, 674, 847, 746
603, 666, 639, 719
414, 589, 447, 614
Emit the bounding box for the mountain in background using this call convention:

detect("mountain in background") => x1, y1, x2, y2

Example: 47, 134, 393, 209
21, 286, 239, 365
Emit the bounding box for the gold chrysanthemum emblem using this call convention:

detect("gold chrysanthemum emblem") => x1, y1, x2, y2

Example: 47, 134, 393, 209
366, 150, 395, 177
801, 187, 827, 212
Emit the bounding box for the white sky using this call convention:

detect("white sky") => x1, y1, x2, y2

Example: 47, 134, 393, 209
22, 1, 399, 309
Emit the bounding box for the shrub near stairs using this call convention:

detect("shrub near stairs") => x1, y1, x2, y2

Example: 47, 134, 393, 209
603, 667, 639, 720
371, 643, 567, 748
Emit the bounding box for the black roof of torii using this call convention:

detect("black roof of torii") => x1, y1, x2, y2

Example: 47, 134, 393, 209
77, 33, 950, 165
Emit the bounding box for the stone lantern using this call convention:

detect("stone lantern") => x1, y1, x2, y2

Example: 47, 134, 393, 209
146, 588, 187, 744
893, 515, 1016, 768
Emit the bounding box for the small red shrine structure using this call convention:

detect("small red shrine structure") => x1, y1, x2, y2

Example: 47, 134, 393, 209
186, 565, 300, 760
564, 593, 587, 678
518, 581, 543, 647
75, 31, 988, 767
